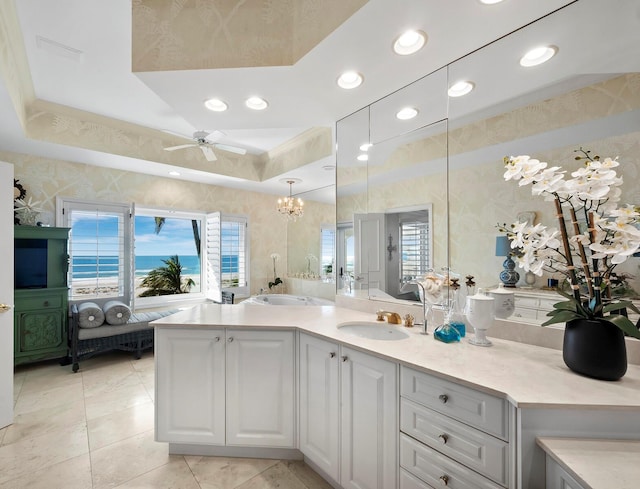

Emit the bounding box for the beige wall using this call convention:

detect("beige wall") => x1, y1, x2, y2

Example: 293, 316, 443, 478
6, 151, 334, 295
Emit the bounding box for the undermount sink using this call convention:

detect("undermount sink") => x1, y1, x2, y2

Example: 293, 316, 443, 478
337, 321, 409, 341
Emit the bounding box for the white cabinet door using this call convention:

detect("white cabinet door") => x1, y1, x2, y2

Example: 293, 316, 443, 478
226, 329, 295, 447
299, 333, 340, 481
155, 328, 226, 444
341, 346, 398, 489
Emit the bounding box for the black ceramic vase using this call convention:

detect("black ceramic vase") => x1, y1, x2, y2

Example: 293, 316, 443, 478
563, 318, 627, 381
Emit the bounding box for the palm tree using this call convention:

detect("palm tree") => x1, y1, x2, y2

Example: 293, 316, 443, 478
138, 255, 195, 297
154, 217, 201, 258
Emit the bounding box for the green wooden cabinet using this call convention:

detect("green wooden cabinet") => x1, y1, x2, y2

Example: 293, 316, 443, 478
14, 226, 70, 366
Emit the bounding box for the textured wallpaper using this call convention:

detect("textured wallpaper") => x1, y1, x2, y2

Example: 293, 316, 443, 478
132, 0, 368, 71
5, 151, 334, 295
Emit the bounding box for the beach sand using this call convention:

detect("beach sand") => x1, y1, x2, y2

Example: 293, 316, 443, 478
70, 274, 201, 298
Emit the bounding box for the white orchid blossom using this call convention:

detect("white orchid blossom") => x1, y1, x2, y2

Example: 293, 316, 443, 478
503, 152, 640, 303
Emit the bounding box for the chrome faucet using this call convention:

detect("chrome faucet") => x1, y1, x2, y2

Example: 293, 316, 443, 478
376, 310, 402, 324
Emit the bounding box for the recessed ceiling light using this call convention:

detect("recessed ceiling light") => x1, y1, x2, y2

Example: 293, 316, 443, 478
204, 98, 228, 112
479, 0, 505, 4
520, 45, 558, 67
359, 143, 372, 151
168, 171, 181, 176
337, 71, 364, 89
448, 81, 475, 97
357, 154, 369, 162
393, 30, 427, 55
396, 107, 419, 120
245, 96, 268, 110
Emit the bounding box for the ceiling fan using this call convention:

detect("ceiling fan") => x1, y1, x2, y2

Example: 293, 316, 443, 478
163, 130, 248, 162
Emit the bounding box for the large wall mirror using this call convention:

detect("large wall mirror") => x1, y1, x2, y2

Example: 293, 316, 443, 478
448, 0, 640, 301
336, 0, 640, 312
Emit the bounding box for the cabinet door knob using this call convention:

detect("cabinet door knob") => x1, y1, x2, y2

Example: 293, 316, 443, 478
330, 352, 336, 358
439, 475, 449, 486
0, 303, 12, 313
341, 355, 348, 362
227, 337, 234, 343
438, 434, 448, 444
438, 394, 448, 404
214, 336, 221, 342
43, 301, 50, 307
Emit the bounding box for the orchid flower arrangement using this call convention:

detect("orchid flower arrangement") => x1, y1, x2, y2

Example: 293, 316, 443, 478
269, 253, 282, 290
502, 149, 640, 338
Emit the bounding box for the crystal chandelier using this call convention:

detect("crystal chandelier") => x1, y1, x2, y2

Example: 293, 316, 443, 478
277, 180, 304, 220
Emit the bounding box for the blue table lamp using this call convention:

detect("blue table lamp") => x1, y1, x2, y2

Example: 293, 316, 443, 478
496, 236, 519, 287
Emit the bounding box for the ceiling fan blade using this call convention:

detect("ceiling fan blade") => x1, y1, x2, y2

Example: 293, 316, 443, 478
214, 143, 247, 155
200, 145, 217, 162
164, 143, 197, 151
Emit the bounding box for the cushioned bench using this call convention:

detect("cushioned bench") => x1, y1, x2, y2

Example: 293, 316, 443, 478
68, 303, 177, 372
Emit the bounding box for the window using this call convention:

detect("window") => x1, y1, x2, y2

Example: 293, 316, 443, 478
399, 209, 432, 283
320, 225, 336, 277
59, 198, 249, 306
58, 198, 132, 304
206, 213, 249, 299
134, 208, 205, 305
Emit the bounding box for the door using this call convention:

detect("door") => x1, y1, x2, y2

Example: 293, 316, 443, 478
155, 327, 226, 444
299, 333, 340, 481
0, 161, 14, 429
341, 346, 397, 489
226, 329, 295, 447
354, 213, 386, 291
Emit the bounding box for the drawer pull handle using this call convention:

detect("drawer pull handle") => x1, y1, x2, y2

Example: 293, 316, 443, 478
43, 301, 50, 307
214, 336, 221, 342
439, 475, 449, 486
438, 433, 448, 444
228, 337, 234, 343
330, 352, 336, 358
341, 355, 348, 362
438, 394, 448, 404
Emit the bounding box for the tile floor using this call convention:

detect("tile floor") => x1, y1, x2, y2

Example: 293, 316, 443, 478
0, 352, 333, 489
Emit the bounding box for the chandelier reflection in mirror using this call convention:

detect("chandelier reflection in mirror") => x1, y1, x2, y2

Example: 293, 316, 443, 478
277, 179, 304, 220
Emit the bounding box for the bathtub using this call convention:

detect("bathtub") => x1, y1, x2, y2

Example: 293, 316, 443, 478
243, 294, 334, 306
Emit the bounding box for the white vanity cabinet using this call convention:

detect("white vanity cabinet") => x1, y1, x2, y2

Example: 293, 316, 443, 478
298, 333, 398, 489
545, 456, 585, 489
298, 333, 340, 481
399, 366, 513, 489
156, 327, 295, 448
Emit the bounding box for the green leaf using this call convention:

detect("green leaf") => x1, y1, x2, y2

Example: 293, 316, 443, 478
541, 309, 583, 326
552, 300, 578, 312
604, 315, 640, 340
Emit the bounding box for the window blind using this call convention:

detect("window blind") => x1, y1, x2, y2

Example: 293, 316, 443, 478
400, 219, 430, 281
61, 200, 132, 303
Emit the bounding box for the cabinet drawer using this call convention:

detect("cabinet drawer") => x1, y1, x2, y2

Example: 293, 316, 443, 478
401, 366, 509, 440
401, 398, 509, 485
400, 434, 503, 489
400, 468, 433, 489
512, 307, 537, 319
16, 294, 63, 311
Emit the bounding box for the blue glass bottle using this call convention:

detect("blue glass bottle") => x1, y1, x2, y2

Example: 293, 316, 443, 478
434, 308, 461, 343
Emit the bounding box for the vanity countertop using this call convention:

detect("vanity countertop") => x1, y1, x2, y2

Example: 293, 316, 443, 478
153, 303, 640, 410
537, 437, 640, 489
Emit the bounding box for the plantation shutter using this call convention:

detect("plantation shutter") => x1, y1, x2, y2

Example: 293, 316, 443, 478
207, 213, 249, 300
320, 226, 336, 274
59, 198, 133, 305
399, 214, 431, 282
206, 212, 222, 302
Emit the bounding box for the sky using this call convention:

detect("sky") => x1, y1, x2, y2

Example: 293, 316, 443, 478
71, 213, 200, 256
